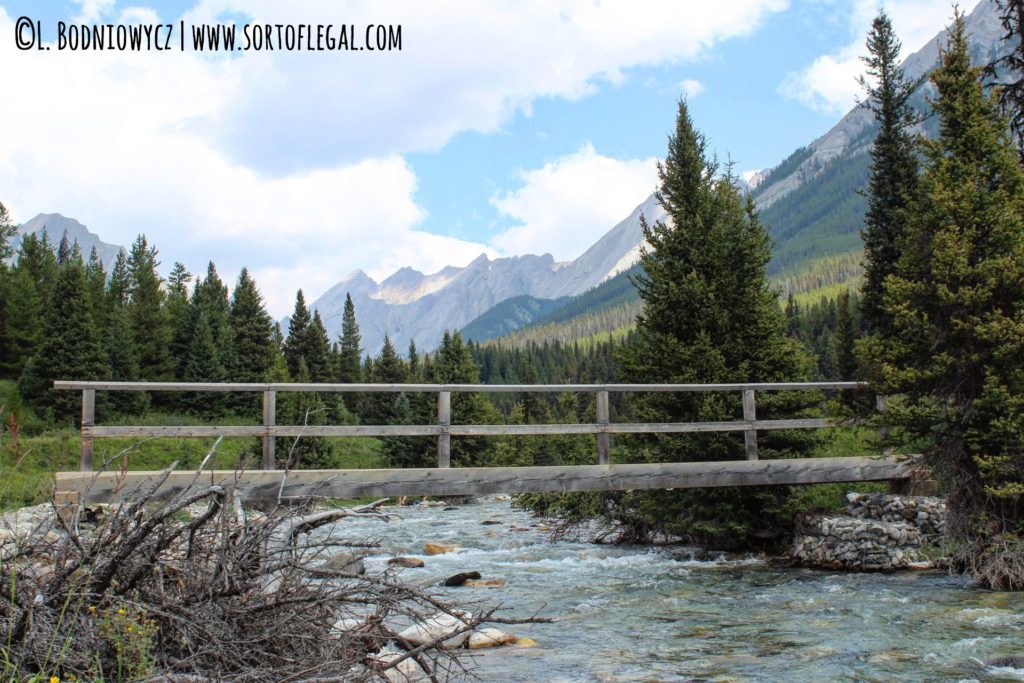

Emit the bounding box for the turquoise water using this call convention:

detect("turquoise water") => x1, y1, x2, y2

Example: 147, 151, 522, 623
333, 498, 1024, 682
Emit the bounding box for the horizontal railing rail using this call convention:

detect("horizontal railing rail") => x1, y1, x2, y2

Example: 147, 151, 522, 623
54, 380, 878, 473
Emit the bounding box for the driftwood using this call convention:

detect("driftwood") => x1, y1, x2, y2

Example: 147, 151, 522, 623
1, 466, 546, 682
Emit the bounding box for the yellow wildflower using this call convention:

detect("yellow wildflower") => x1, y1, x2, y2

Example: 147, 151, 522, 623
117, 608, 125, 615
50, 677, 59, 683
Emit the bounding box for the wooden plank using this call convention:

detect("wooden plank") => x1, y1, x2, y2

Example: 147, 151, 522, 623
82, 418, 834, 440
54, 454, 922, 503
262, 390, 276, 470
81, 389, 95, 472
84, 425, 443, 438
438, 391, 451, 468
743, 389, 758, 461
54, 380, 867, 394
596, 390, 610, 465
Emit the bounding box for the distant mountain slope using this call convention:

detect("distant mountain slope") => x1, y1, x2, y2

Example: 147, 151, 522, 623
14, 213, 124, 270
461, 294, 570, 342
310, 195, 666, 355
754, 0, 1003, 277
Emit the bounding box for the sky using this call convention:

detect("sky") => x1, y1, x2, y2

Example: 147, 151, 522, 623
0, 0, 972, 318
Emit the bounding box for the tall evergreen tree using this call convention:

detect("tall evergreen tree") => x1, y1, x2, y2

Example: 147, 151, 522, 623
17, 232, 59, 305
432, 330, 500, 467
986, 0, 1024, 164
166, 262, 193, 375
608, 100, 815, 548
230, 268, 275, 384
56, 231, 72, 265
0, 203, 15, 261
283, 290, 312, 380
83, 247, 107, 326
304, 312, 333, 383
833, 289, 858, 381
863, 13, 1024, 588
182, 312, 227, 418
337, 293, 363, 412
106, 251, 131, 310
0, 265, 43, 379
106, 304, 147, 415
126, 235, 172, 381
21, 261, 107, 422
859, 11, 921, 334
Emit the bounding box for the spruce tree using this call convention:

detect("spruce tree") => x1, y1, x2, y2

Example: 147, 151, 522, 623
126, 235, 172, 382
0, 266, 43, 379
83, 248, 107, 327
862, 13, 1024, 589
106, 304, 148, 415
0, 203, 15, 261
337, 293, 363, 412
833, 289, 858, 381
986, 0, 1024, 164
166, 262, 193, 376
859, 11, 920, 334
304, 312, 333, 383
230, 268, 275, 385
23, 261, 107, 422
612, 99, 815, 548
432, 330, 500, 467
283, 290, 311, 379
182, 312, 227, 418
56, 231, 72, 265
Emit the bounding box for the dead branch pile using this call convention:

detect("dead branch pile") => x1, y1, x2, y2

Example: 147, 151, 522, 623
1, 464, 537, 682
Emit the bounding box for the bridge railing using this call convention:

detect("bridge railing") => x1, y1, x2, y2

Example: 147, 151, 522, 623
54, 380, 879, 473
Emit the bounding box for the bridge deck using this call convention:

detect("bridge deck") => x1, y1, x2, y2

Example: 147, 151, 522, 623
55, 454, 919, 504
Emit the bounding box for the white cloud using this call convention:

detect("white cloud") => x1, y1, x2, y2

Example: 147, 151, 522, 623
0, 0, 789, 316
490, 143, 658, 261
680, 79, 705, 98
779, 0, 967, 114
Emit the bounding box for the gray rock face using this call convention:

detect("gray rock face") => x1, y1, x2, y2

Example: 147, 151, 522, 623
310, 194, 667, 355
753, 0, 1005, 211
14, 213, 124, 271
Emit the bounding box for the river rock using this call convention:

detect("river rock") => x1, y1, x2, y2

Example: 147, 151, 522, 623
322, 552, 366, 575
398, 610, 473, 649
442, 571, 481, 586
481, 520, 502, 525
468, 628, 517, 649
425, 541, 462, 555
516, 637, 538, 647
388, 556, 425, 568
371, 648, 429, 682
462, 578, 506, 588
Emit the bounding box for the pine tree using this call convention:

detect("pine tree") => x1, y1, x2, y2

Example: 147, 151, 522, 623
106, 251, 131, 310
56, 231, 72, 266
22, 261, 108, 422
283, 290, 311, 380
859, 11, 921, 334
986, 0, 1024, 164
0, 266, 43, 379
230, 268, 275, 395
833, 289, 858, 381
166, 262, 193, 376
304, 312, 333, 383
432, 330, 500, 467
863, 12, 1024, 588
126, 235, 172, 382
83, 248, 107, 327
182, 312, 227, 418
0, 203, 15, 261
610, 99, 815, 548
337, 293, 363, 412
17, 232, 59, 304
106, 304, 148, 415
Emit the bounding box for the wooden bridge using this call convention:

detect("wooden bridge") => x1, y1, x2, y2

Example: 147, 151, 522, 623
52, 380, 919, 504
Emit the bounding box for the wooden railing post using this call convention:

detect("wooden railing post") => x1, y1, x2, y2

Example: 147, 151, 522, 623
262, 389, 276, 470
81, 389, 95, 472
438, 390, 451, 468
742, 388, 758, 461
596, 389, 610, 465
876, 394, 891, 455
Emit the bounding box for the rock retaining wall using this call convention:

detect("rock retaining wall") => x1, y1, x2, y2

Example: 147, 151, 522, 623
789, 492, 946, 571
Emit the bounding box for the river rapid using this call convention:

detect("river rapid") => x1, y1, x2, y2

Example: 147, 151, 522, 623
332, 496, 1024, 682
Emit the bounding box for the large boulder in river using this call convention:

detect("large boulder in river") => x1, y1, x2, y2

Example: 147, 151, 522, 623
398, 610, 473, 649
322, 551, 366, 575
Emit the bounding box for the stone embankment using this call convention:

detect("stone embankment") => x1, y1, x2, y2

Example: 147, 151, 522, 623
789, 492, 946, 571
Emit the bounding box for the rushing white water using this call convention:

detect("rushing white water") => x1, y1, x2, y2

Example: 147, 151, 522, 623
330, 497, 1024, 682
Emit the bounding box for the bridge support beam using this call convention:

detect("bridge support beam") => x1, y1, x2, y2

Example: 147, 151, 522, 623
55, 454, 922, 504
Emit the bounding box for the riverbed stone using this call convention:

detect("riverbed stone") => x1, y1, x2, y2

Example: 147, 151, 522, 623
462, 578, 506, 588
322, 551, 366, 575
388, 556, 425, 568
425, 541, 462, 555
790, 493, 946, 571
397, 610, 473, 649
468, 628, 516, 649
371, 648, 430, 682
442, 571, 481, 586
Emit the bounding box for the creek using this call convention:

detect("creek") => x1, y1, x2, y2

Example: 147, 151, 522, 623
334, 497, 1024, 682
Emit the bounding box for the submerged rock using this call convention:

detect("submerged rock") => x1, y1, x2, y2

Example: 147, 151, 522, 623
388, 556, 425, 568
442, 571, 481, 586
462, 578, 506, 588
468, 628, 517, 649
398, 610, 473, 649
425, 541, 462, 555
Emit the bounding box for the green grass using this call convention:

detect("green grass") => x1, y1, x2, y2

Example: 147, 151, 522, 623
0, 408, 386, 512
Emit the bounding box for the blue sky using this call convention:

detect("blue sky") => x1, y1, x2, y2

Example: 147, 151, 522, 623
0, 0, 967, 316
